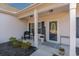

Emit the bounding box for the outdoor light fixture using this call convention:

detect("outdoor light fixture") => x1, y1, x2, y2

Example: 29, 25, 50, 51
49, 9, 53, 12
30, 15, 33, 17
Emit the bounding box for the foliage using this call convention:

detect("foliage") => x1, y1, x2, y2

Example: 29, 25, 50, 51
9, 37, 31, 48
9, 37, 18, 47
59, 48, 65, 52
59, 47, 65, 55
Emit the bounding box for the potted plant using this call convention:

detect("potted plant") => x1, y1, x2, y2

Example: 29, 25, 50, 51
59, 47, 65, 55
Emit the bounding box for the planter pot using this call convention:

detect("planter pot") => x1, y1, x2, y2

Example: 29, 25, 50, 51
59, 48, 65, 55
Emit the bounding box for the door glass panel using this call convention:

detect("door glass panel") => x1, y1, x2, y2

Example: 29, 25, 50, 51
49, 21, 57, 41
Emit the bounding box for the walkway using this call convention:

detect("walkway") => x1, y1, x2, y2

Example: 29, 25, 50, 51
31, 42, 70, 56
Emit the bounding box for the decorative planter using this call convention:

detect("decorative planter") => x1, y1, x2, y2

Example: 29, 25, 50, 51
59, 48, 65, 55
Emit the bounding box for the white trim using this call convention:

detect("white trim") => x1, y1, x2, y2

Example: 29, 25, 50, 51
57, 19, 60, 44
70, 3, 76, 56
34, 9, 38, 48
0, 8, 16, 16
16, 4, 36, 13
16, 4, 41, 14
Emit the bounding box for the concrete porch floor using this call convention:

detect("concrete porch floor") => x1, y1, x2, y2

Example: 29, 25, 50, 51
30, 40, 70, 56
25, 39, 79, 56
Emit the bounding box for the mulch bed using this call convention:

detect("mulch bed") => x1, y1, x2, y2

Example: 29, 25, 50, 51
0, 42, 37, 56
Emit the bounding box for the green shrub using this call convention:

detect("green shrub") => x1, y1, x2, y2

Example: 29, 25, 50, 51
26, 42, 31, 46
21, 42, 31, 48
9, 37, 16, 40
9, 37, 17, 47
59, 48, 65, 52
9, 37, 31, 48
17, 40, 23, 47
21, 42, 28, 48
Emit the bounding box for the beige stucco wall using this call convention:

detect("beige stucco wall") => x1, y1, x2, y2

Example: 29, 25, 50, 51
26, 10, 70, 45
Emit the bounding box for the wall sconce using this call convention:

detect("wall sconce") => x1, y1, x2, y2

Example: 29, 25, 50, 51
30, 15, 33, 17
49, 9, 53, 12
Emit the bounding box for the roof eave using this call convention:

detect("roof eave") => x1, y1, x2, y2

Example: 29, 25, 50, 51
0, 9, 17, 16
16, 3, 41, 14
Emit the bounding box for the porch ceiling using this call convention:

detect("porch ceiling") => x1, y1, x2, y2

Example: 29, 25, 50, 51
17, 3, 68, 18
39, 4, 69, 16
19, 3, 69, 20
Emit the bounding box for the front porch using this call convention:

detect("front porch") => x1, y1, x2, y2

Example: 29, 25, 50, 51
19, 3, 70, 56
17, 3, 77, 56
0, 3, 78, 56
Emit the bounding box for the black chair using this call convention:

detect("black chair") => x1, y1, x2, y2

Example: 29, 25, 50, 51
23, 31, 30, 40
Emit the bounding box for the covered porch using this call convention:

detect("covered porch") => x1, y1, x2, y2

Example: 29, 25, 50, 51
17, 3, 77, 56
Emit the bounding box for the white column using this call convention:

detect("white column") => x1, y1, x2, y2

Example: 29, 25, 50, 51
70, 3, 76, 56
34, 9, 38, 48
